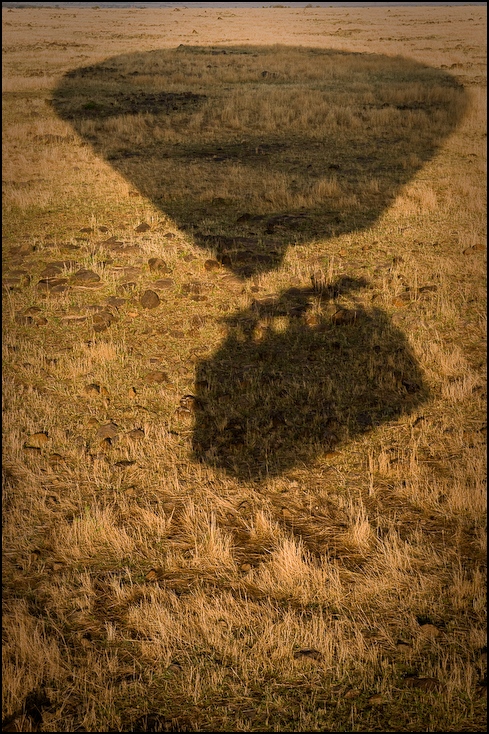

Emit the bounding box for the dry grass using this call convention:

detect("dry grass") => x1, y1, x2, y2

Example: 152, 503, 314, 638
2, 4, 486, 732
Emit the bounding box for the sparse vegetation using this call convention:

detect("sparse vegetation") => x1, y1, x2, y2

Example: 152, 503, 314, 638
2, 4, 486, 732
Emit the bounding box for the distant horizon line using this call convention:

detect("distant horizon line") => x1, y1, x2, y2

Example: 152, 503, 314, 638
2, 1, 486, 7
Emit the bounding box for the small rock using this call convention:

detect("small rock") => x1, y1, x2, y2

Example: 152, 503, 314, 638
115, 460, 136, 467
151, 278, 174, 290
25, 432, 49, 448
127, 387, 137, 399
140, 290, 160, 309
92, 311, 115, 332
15, 314, 33, 325
117, 281, 137, 293
396, 640, 413, 654
240, 563, 252, 573
37, 277, 69, 293
40, 264, 63, 278
48, 453, 64, 465
106, 296, 127, 307
71, 269, 101, 285
135, 222, 151, 233
331, 308, 358, 325
127, 429, 145, 441
84, 383, 101, 396
343, 688, 361, 700
204, 259, 221, 271
179, 394, 200, 411
96, 422, 118, 440
293, 648, 322, 661
148, 257, 170, 273
418, 623, 440, 639
368, 694, 385, 705
404, 676, 441, 692
144, 371, 170, 384
145, 569, 159, 582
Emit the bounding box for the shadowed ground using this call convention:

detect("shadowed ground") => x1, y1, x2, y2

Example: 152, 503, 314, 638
52, 45, 466, 279
52, 46, 466, 476
192, 277, 427, 479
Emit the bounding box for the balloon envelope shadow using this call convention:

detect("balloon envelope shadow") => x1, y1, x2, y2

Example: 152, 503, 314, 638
52, 45, 466, 279
192, 278, 428, 479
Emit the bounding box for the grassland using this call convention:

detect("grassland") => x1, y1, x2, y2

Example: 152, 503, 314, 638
2, 4, 487, 732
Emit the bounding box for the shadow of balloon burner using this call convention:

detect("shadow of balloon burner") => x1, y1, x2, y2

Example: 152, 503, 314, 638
191, 276, 428, 479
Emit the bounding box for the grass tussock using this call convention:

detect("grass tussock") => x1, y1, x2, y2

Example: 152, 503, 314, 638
2, 4, 486, 732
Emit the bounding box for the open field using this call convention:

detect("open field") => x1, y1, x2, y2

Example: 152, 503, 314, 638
2, 4, 486, 732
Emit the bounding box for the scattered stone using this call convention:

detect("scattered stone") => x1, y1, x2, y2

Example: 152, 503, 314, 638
127, 428, 145, 441
140, 289, 160, 309
343, 688, 361, 700
71, 268, 101, 285
135, 222, 151, 233
96, 422, 118, 440
396, 640, 413, 654
48, 453, 64, 466
418, 623, 441, 639
115, 460, 136, 467
179, 394, 201, 411
99, 226, 109, 233
204, 259, 221, 271
191, 314, 208, 327
127, 387, 137, 399
37, 277, 69, 293
102, 235, 123, 245
391, 297, 409, 309
79, 226, 94, 233
368, 694, 386, 705
106, 296, 127, 307
92, 311, 115, 332
463, 244, 486, 254
330, 308, 358, 325
169, 329, 185, 339
40, 264, 63, 278
240, 563, 252, 573
163, 232, 176, 239
404, 676, 442, 692
24, 306, 42, 316
86, 417, 100, 428
183, 254, 196, 262
293, 648, 322, 661
23, 446, 41, 456
25, 432, 49, 449
15, 314, 34, 325
148, 257, 170, 273
151, 278, 175, 290
84, 383, 101, 396
145, 569, 159, 582
117, 281, 137, 293
33, 316, 48, 326
144, 371, 170, 384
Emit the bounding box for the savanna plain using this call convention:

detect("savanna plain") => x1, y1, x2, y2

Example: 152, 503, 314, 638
2, 4, 487, 732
